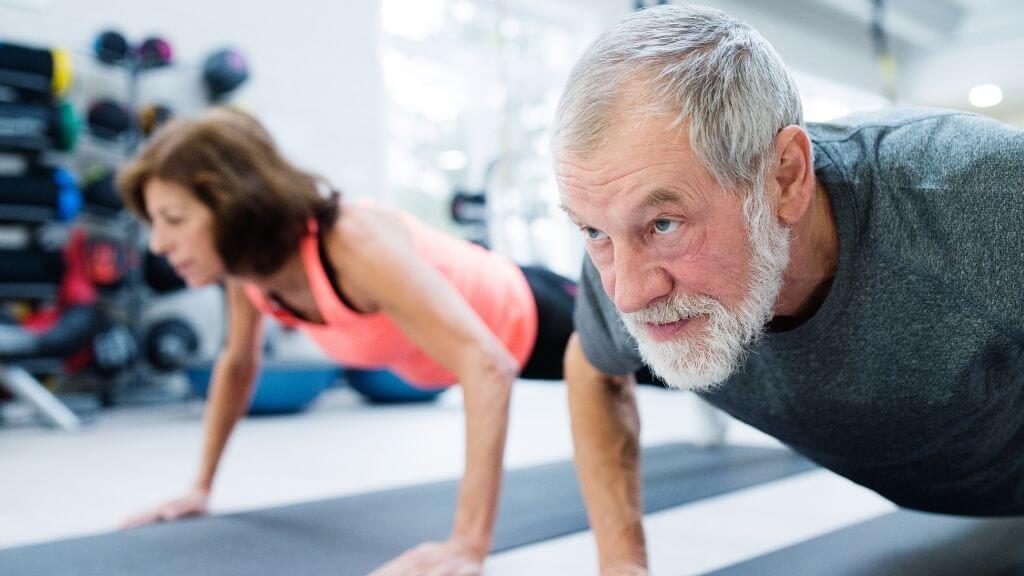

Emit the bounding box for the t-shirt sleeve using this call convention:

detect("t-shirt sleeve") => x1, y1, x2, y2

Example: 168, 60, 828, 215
573, 254, 643, 375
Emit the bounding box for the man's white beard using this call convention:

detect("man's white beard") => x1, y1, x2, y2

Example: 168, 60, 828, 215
620, 187, 791, 392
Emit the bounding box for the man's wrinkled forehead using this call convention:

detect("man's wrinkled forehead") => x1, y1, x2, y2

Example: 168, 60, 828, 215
555, 117, 711, 204
561, 119, 688, 182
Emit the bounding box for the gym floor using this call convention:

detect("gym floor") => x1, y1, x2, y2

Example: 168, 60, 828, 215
0, 381, 894, 574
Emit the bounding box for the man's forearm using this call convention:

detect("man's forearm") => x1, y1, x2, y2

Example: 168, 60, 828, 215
566, 334, 647, 571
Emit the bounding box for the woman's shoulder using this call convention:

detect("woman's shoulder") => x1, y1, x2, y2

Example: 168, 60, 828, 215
327, 201, 412, 261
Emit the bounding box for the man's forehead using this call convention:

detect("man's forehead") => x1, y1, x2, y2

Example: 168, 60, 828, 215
556, 142, 711, 212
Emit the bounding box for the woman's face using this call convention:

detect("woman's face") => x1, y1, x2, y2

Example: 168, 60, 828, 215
143, 178, 226, 287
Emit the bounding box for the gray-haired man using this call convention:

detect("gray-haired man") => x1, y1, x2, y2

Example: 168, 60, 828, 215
556, 4, 1024, 574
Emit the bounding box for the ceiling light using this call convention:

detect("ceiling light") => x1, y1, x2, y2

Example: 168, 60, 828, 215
968, 83, 1002, 108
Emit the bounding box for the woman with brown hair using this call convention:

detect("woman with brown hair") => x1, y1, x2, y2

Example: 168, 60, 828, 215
116, 107, 577, 576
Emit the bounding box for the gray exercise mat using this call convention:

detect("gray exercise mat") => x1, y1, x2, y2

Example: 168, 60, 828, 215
0, 443, 813, 576
707, 509, 1024, 576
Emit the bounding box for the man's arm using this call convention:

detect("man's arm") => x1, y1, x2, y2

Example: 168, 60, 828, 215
565, 332, 648, 575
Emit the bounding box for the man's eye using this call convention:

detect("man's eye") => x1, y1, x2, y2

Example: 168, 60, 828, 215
583, 227, 608, 241
653, 218, 680, 234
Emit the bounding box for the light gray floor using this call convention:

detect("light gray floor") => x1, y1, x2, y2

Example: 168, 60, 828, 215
0, 381, 889, 574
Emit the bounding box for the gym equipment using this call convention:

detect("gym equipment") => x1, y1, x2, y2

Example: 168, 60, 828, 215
87, 99, 131, 141
449, 189, 489, 247
708, 510, 1024, 576
202, 48, 249, 102
0, 167, 81, 222
93, 30, 129, 66
143, 318, 198, 372
0, 100, 77, 151
0, 41, 72, 97
450, 190, 487, 224
0, 305, 100, 358
0, 247, 64, 284
138, 103, 173, 137
143, 250, 186, 294
0, 247, 63, 301
91, 323, 137, 375
29, 305, 103, 359
0, 365, 80, 430
137, 37, 173, 70
0, 443, 815, 575
80, 167, 123, 215
83, 237, 126, 289
0, 305, 101, 430
186, 361, 339, 415
345, 368, 447, 404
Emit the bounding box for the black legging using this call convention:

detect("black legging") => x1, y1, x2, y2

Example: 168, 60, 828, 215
518, 265, 663, 387
519, 266, 576, 380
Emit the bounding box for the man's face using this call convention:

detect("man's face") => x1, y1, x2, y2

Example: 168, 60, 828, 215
557, 115, 790, 391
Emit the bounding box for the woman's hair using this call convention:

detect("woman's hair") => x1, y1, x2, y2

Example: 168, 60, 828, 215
117, 106, 339, 277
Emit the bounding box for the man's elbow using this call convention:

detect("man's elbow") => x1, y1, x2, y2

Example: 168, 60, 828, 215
564, 332, 629, 392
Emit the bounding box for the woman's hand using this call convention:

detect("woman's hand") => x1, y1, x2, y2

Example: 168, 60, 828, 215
121, 486, 211, 529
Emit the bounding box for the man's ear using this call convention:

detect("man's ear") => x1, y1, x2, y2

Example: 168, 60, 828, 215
770, 125, 815, 226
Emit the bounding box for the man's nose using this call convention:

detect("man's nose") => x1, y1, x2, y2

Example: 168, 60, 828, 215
609, 243, 671, 314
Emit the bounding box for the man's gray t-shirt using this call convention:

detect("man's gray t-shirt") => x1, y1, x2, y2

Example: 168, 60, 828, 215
575, 108, 1024, 515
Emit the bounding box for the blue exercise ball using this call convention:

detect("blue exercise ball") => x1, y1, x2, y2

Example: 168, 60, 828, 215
345, 369, 447, 404
186, 361, 340, 415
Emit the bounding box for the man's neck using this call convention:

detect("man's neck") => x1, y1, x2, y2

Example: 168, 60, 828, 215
772, 180, 839, 322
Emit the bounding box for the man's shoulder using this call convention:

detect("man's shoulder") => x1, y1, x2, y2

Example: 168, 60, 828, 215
574, 256, 643, 375
810, 108, 1024, 321
809, 107, 1024, 184
808, 107, 972, 140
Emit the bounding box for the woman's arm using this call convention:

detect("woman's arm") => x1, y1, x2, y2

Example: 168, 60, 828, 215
194, 280, 265, 491
333, 211, 518, 574
123, 280, 264, 528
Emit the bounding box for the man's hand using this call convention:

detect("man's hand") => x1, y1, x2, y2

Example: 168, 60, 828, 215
121, 486, 210, 529
369, 537, 485, 576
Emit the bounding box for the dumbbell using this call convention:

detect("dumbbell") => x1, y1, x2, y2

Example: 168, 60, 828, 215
0, 40, 73, 97
202, 48, 249, 102
0, 167, 81, 222
138, 103, 173, 137
87, 99, 132, 141
0, 100, 77, 151
144, 318, 199, 371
